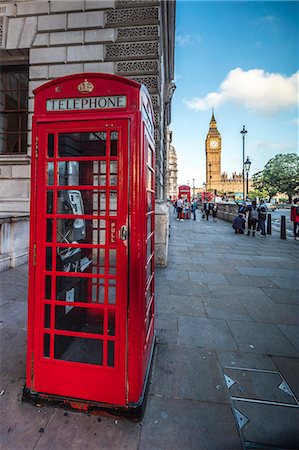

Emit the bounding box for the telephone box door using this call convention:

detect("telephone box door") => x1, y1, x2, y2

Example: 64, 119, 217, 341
32, 119, 129, 405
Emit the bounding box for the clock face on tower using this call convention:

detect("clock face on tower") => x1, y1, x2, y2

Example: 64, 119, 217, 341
210, 139, 218, 149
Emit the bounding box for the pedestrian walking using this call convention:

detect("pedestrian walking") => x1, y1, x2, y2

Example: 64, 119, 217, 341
290, 198, 299, 240
257, 200, 268, 236
184, 200, 191, 219
173, 199, 177, 213
247, 200, 259, 237
212, 203, 218, 222
204, 202, 211, 221
191, 199, 197, 221
176, 197, 184, 221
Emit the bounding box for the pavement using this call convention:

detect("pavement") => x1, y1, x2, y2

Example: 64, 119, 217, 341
1, 212, 298, 450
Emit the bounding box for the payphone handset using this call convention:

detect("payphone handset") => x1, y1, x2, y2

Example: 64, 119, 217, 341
57, 190, 86, 242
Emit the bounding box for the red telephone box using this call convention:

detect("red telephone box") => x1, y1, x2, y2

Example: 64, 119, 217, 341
23, 73, 155, 417
178, 185, 191, 202
178, 185, 191, 219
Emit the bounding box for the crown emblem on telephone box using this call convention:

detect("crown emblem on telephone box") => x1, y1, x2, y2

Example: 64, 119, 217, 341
78, 79, 94, 94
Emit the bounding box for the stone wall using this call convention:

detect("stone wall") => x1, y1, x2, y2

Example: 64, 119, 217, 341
216, 202, 239, 223
0, 214, 29, 271
154, 201, 170, 267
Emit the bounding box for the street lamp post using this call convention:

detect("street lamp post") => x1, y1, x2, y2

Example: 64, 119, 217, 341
244, 156, 251, 200
240, 125, 248, 201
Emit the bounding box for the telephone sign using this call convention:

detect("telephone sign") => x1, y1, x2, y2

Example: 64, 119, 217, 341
46, 95, 127, 111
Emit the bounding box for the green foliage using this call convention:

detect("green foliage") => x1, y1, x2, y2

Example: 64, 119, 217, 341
252, 153, 299, 202
247, 188, 268, 201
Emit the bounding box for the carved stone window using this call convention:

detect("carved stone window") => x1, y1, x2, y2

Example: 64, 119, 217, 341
116, 0, 159, 6
117, 25, 159, 41
127, 75, 159, 92
116, 60, 158, 74
106, 41, 159, 59
0, 17, 4, 50
106, 7, 159, 25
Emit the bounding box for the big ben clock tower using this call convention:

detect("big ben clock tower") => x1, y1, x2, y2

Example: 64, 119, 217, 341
205, 110, 221, 191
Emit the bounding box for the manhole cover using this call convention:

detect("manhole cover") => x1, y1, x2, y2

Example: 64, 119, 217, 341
223, 368, 298, 406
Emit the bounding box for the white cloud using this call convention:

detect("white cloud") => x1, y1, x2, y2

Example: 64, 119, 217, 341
290, 117, 299, 126
253, 141, 296, 152
175, 34, 192, 46
185, 68, 299, 114
261, 15, 276, 23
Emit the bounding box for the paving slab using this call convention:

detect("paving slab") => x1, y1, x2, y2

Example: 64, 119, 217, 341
155, 313, 178, 345
267, 276, 299, 290
216, 350, 277, 371
188, 271, 230, 285
150, 344, 229, 403
165, 270, 190, 282
240, 295, 299, 325
0, 384, 54, 450
0, 280, 28, 305
224, 273, 277, 288
261, 286, 299, 305
0, 301, 28, 330
202, 263, 240, 274
277, 324, 299, 351
178, 316, 238, 351
155, 294, 206, 317
140, 396, 242, 450
35, 409, 140, 450
202, 296, 253, 322
208, 285, 270, 302
227, 321, 299, 357
170, 282, 210, 296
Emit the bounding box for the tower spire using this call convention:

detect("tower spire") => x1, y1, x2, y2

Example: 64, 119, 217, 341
209, 109, 217, 130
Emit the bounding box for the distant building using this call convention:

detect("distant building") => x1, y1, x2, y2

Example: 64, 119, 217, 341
165, 129, 177, 199
205, 111, 252, 196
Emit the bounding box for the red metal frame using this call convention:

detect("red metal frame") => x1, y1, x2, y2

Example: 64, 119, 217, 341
25, 73, 155, 412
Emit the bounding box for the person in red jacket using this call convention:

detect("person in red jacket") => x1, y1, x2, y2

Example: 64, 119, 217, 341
290, 198, 299, 240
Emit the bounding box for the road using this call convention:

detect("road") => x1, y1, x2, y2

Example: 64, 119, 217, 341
268, 208, 293, 236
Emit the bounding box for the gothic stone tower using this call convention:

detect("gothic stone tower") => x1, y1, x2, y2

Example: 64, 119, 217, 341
205, 111, 221, 191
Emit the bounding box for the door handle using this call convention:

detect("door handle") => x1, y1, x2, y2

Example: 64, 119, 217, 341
120, 225, 128, 241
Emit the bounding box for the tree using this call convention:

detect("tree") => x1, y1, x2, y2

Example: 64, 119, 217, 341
252, 171, 278, 201
247, 188, 269, 201
252, 153, 299, 202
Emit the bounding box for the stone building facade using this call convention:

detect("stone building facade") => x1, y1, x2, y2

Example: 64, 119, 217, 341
205, 111, 252, 196
0, 0, 175, 213
165, 128, 177, 199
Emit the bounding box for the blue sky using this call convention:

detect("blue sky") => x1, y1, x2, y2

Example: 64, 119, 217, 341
172, 0, 299, 187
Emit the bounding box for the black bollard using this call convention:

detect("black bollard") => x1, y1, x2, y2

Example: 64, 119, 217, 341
280, 215, 286, 239
267, 213, 272, 235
